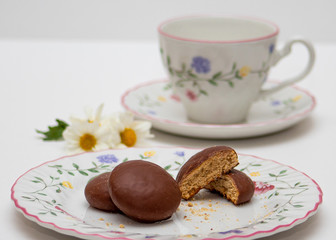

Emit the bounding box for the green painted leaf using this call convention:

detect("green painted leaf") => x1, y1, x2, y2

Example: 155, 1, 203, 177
67, 171, 75, 176
72, 163, 79, 169
293, 205, 304, 208
251, 164, 262, 167
37, 193, 47, 196
174, 161, 181, 165
79, 170, 89, 176
57, 170, 63, 175
200, 90, 208, 96
88, 169, 99, 173
279, 170, 287, 174
269, 173, 276, 177
164, 165, 172, 170
50, 212, 57, 216
208, 79, 218, 86
294, 182, 300, 187
212, 72, 222, 79
228, 81, 234, 88
167, 56, 171, 65
32, 180, 40, 183
123, 158, 128, 162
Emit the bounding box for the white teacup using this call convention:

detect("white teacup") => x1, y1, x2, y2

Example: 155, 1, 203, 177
158, 16, 315, 124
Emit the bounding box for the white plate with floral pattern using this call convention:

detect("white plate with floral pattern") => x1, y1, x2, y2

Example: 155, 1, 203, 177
121, 80, 316, 139
12, 147, 322, 240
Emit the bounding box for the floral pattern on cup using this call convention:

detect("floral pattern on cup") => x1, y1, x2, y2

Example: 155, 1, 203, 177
160, 46, 273, 99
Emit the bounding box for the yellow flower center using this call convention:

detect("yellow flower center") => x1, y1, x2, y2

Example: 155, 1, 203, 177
239, 66, 251, 77
120, 128, 137, 147
79, 133, 97, 151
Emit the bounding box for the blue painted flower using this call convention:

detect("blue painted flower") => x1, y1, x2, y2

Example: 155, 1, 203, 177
191, 56, 211, 74
271, 100, 281, 106
175, 151, 185, 157
269, 44, 275, 54
97, 154, 118, 164
147, 110, 156, 115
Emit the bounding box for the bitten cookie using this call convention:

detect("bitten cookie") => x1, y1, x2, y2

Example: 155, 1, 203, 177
108, 160, 181, 223
84, 172, 119, 212
176, 146, 239, 200
206, 169, 255, 205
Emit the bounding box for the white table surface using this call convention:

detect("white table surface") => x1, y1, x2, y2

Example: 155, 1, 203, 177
1, 40, 335, 240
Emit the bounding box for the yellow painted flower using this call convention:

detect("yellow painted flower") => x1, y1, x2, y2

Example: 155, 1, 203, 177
250, 171, 260, 177
239, 66, 251, 77
62, 181, 73, 189
292, 95, 302, 102
157, 96, 167, 102
144, 151, 156, 157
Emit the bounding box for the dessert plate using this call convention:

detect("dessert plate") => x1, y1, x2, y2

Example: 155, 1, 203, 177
121, 80, 316, 139
12, 147, 322, 240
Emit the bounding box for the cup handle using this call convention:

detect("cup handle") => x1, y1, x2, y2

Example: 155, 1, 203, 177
259, 38, 315, 98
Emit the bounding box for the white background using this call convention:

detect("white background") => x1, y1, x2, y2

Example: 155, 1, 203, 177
1, 1, 336, 240
0, 0, 335, 43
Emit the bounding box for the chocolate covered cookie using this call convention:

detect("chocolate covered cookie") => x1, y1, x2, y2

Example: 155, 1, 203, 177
176, 146, 239, 200
206, 169, 255, 205
108, 160, 181, 223
84, 172, 119, 212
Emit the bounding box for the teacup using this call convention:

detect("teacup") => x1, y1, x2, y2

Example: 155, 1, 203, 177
158, 16, 315, 124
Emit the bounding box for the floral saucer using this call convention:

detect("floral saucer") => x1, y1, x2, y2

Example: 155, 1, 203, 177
11, 147, 322, 240
121, 80, 316, 139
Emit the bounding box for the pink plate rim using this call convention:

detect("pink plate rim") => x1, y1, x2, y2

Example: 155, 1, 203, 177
157, 15, 279, 44
11, 146, 323, 240
120, 79, 316, 129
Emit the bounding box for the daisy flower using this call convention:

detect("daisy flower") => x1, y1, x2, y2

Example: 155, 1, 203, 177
112, 111, 154, 148
63, 104, 120, 154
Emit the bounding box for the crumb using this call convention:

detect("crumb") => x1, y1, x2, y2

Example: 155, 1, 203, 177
211, 228, 213, 231
195, 227, 199, 229
184, 216, 187, 219
209, 199, 212, 202
204, 215, 209, 220
119, 224, 125, 228
208, 203, 212, 207
187, 202, 193, 207
98, 218, 104, 221
106, 223, 110, 227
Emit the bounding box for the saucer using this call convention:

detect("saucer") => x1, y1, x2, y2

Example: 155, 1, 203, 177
121, 80, 316, 139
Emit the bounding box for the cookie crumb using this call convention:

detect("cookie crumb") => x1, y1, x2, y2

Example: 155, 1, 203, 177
119, 224, 125, 228
187, 202, 193, 207
98, 218, 104, 221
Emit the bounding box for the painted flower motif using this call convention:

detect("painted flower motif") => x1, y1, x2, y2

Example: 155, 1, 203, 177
62, 181, 73, 189
186, 89, 198, 101
144, 151, 156, 157
239, 66, 251, 77
219, 229, 243, 235
147, 110, 156, 115
175, 151, 185, 157
254, 181, 275, 195
157, 96, 166, 102
170, 94, 181, 102
191, 56, 211, 74
271, 100, 281, 106
111, 111, 154, 148
97, 154, 118, 164
269, 43, 275, 53
250, 171, 260, 177
292, 95, 302, 102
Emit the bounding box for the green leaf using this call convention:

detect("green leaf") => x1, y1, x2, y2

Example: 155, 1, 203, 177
57, 170, 63, 175
174, 161, 181, 165
251, 164, 262, 167
56, 189, 61, 193
269, 173, 276, 177
37, 193, 47, 196
212, 72, 222, 79
200, 90, 208, 96
167, 56, 171, 65
67, 171, 75, 176
232, 63, 237, 72
123, 158, 128, 162
279, 170, 287, 175
88, 169, 99, 173
50, 212, 57, 216
72, 163, 79, 169
279, 217, 286, 221
36, 119, 69, 141
228, 81, 234, 88
208, 79, 218, 86
79, 170, 89, 176
31, 180, 40, 183
164, 165, 172, 170
235, 70, 243, 80
294, 182, 300, 187
293, 205, 304, 208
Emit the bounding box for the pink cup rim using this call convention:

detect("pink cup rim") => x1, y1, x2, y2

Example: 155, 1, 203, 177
158, 15, 280, 44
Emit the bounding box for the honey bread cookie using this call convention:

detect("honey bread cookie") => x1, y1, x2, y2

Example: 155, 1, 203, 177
176, 146, 239, 200
206, 169, 255, 205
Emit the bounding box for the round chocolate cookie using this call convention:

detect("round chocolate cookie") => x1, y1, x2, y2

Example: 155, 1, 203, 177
176, 146, 239, 200
206, 169, 255, 205
84, 172, 119, 212
108, 160, 181, 223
